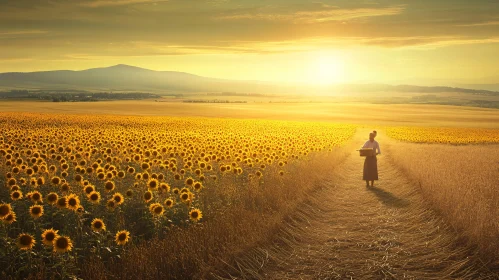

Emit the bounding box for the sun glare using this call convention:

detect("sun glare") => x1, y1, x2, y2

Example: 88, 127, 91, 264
307, 53, 344, 85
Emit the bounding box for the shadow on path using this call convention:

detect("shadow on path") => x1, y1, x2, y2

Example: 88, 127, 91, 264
367, 186, 410, 208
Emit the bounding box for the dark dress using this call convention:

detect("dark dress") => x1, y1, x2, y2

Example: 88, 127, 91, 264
363, 155, 378, 181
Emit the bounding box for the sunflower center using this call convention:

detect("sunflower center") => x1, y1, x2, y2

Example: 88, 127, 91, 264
0, 205, 9, 216
57, 198, 66, 206
56, 237, 69, 248
45, 232, 55, 241
20, 235, 33, 246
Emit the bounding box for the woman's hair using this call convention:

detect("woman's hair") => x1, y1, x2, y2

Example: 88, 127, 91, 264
373, 130, 377, 134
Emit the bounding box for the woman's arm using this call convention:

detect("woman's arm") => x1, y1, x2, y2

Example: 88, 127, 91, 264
377, 143, 381, 154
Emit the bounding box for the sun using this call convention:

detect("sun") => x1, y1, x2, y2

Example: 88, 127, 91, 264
307, 52, 344, 85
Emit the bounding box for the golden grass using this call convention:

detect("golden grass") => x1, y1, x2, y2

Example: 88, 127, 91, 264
0, 100, 498, 128
386, 140, 499, 262
386, 126, 499, 144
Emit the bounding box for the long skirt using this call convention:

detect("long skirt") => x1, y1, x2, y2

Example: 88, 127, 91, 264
363, 156, 378, 181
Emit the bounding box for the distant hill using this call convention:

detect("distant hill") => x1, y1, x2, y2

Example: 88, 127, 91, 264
1, 64, 498, 96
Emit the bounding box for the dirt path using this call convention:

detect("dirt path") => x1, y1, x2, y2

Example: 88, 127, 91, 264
245, 131, 495, 279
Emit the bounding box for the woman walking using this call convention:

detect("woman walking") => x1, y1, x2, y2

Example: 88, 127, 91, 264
362, 132, 381, 187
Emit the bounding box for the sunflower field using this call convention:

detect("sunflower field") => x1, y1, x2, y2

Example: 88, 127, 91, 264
0, 112, 355, 279
385, 126, 499, 144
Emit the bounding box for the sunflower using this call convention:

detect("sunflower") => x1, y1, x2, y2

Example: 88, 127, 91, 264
88, 191, 101, 204
125, 189, 133, 197
164, 198, 174, 208
106, 199, 117, 211
74, 174, 83, 182
30, 191, 43, 204
36, 177, 45, 186
60, 183, 70, 193
185, 177, 194, 186
41, 229, 59, 246
159, 183, 170, 193
279, 170, 284, 176
10, 190, 23, 201
3, 212, 16, 224
29, 205, 44, 219
149, 203, 164, 216
84, 185, 95, 196
172, 188, 180, 195
0, 203, 12, 219
53, 235, 73, 253
30, 178, 38, 187
91, 218, 106, 232
180, 192, 190, 203
17, 233, 36, 250
193, 181, 203, 192
47, 192, 59, 205
143, 191, 153, 203
112, 193, 124, 205
189, 208, 203, 222
141, 162, 150, 170
51, 176, 61, 185
66, 194, 80, 211
56, 196, 68, 209
104, 181, 115, 192
115, 230, 130, 246
147, 179, 158, 191
7, 178, 16, 186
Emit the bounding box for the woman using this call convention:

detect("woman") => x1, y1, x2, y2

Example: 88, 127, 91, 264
362, 132, 381, 187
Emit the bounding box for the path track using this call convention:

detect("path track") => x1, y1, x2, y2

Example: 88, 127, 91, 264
239, 131, 496, 280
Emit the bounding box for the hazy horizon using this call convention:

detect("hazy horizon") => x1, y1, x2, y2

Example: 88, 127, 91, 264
1, 0, 499, 86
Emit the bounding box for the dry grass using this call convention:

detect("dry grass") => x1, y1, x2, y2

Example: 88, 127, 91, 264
81, 150, 350, 279
386, 140, 499, 263
207, 132, 498, 279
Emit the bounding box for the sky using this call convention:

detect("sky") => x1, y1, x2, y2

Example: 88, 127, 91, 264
1, 0, 499, 85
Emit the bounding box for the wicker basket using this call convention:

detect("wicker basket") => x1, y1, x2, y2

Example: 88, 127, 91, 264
359, 148, 375, 157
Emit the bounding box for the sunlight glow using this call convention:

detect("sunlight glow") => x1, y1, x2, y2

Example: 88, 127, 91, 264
307, 52, 345, 85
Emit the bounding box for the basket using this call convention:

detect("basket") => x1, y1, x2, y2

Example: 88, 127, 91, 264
359, 148, 375, 157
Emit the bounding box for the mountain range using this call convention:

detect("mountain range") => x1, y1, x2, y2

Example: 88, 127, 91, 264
0, 64, 498, 95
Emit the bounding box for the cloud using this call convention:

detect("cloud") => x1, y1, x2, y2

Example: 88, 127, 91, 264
0, 30, 48, 36
0, 30, 49, 39
458, 20, 499, 27
81, 0, 168, 8
217, 5, 406, 23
